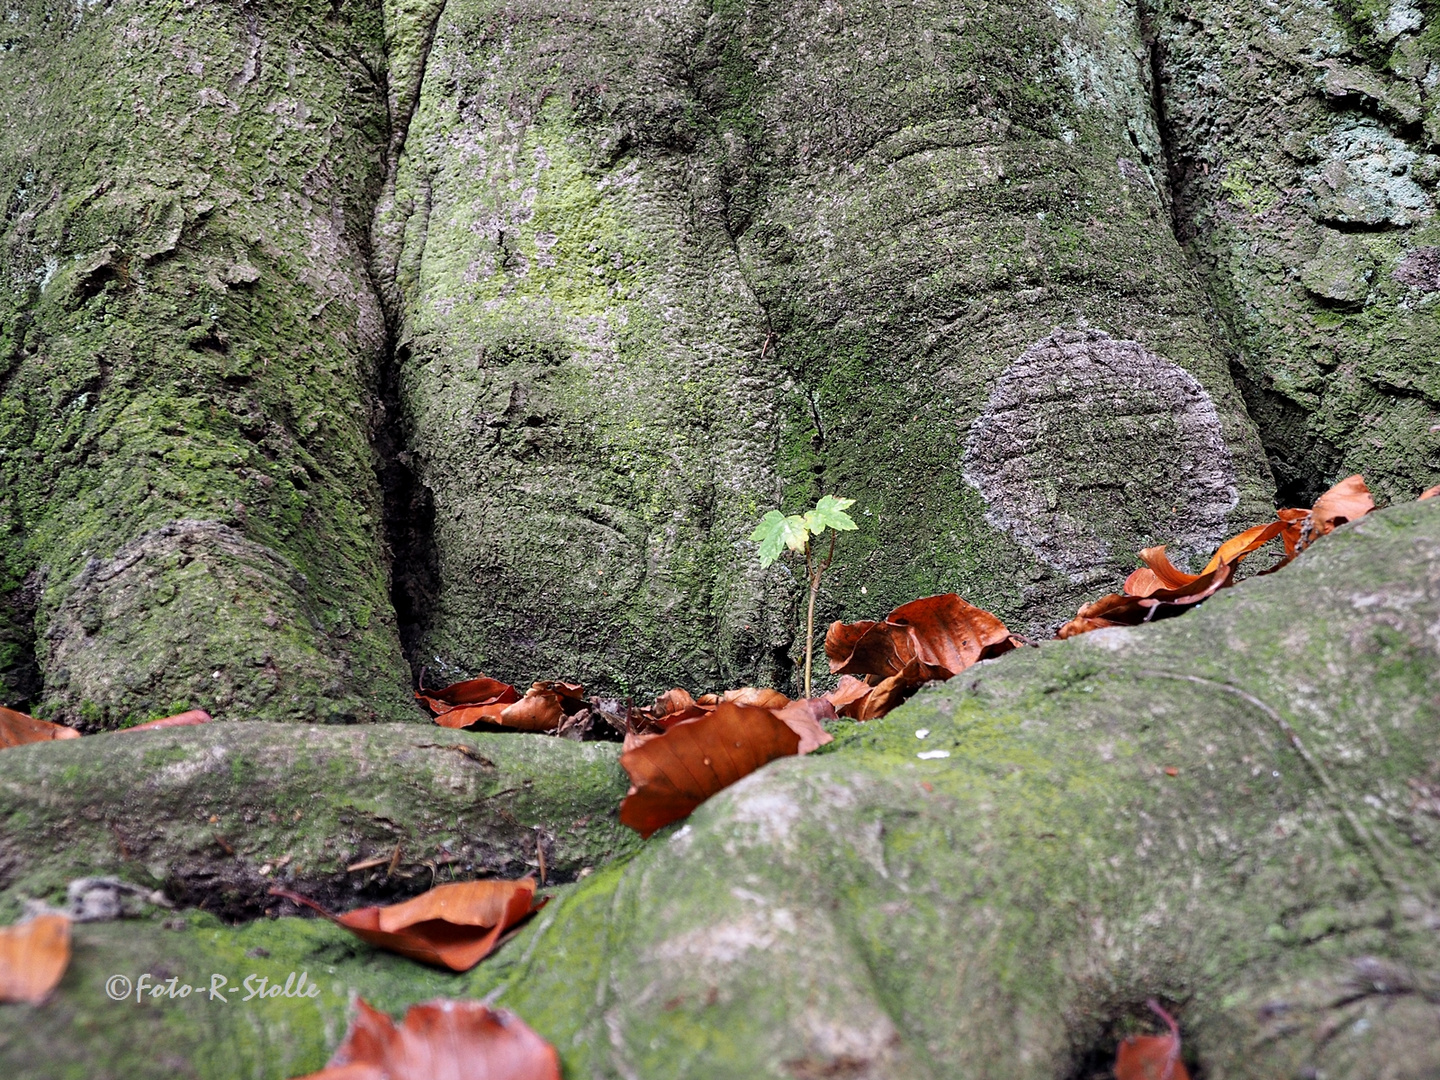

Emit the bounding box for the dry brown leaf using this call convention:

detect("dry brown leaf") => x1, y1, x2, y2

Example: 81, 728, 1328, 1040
1114, 1000, 1191, 1080
0, 914, 71, 1004
719, 686, 791, 710
1124, 521, 1284, 598
269, 879, 543, 972
0, 707, 80, 750
823, 675, 874, 719
618, 702, 802, 838
774, 697, 837, 754
414, 676, 520, 718
294, 997, 560, 1080
1311, 473, 1374, 533
123, 709, 212, 732
826, 593, 1017, 683
1420, 484, 1440, 501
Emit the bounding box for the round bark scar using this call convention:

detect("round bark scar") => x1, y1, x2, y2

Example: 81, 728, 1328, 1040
963, 329, 1239, 579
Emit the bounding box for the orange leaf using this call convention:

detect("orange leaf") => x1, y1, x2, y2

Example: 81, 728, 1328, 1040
497, 689, 564, 733
0, 707, 80, 750
432, 702, 511, 729
651, 688, 699, 718
1420, 484, 1440, 501
823, 675, 874, 718
1311, 473, 1374, 534
1126, 521, 1283, 598
0, 914, 71, 1004
720, 686, 791, 709
774, 697, 837, 754
123, 709, 212, 732
618, 702, 802, 838
270, 880, 544, 972
1115, 1035, 1190, 1080
294, 997, 560, 1080
414, 677, 519, 717
827, 593, 1017, 683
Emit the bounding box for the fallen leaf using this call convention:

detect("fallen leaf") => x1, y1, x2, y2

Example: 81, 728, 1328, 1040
823, 674, 874, 719
619, 702, 802, 838
774, 697, 837, 754
415, 677, 519, 719
1123, 521, 1283, 599
1277, 474, 1375, 558
823, 594, 1020, 719
123, 709, 212, 732
269, 879, 544, 972
1115, 999, 1191, 1080
294, 997, 560, 1080
1421, 484, 1440, 501
1115, 1035, 1190, 1080
0, 914, 71, 1004
1311, 473, 1374, 533
0, 707, 80, 750
719, 686, 791, 710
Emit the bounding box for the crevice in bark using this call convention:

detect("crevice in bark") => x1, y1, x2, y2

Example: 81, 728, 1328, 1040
0, 567, 43, 712
367, 0, 448, 685
1138, 4, 1326, 506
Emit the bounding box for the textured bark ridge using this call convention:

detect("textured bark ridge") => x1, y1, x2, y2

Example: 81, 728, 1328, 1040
1146, 0, 1440, 504
382, 0, 1277, 696
1, 499, 1436, 1080
0, 722, 637, 921
0, 0, 413, 724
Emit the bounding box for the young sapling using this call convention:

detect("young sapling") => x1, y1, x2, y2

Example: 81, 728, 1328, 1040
751, 495, 858, 698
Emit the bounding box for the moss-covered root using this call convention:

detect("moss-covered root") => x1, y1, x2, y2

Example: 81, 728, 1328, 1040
0, 0, 413, 726
457, 500, 1440, 1078
0, 723, 639, 921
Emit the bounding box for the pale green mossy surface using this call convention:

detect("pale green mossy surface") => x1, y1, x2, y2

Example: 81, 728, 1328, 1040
0, 0, 414, 724
0, 723, 639, 921
2, 501, 1436, 1078
385, 0, 1277, 697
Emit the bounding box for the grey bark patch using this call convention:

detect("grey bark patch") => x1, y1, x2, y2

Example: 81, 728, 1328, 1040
963, 329, 1239, 579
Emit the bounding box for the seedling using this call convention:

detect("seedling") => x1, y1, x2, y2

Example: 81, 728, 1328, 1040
751, 495, 858, 698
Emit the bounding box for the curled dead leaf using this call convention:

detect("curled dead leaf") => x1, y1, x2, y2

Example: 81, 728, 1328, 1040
294, 997, 560, 1080
123, 709, 212, 732
0, 914, 71, 1004
269, 879, 544, 972
823, 674, 874, 719
774, 697, 837, 754
0, 707, 80, 750
823, 595, 1016, 720
618, 702, 802, 838
1420, 484, 1440, 501
414, 677, 519, 717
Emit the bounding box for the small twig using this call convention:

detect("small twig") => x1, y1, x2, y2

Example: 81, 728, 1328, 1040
417, 742, 496, 768
267, 886, 336, 921
212, 833, 234, 856
1146, 999, 1182, 1080
386, 843, 403, 877
537, 834, 547, 886
346, 854, 391, 873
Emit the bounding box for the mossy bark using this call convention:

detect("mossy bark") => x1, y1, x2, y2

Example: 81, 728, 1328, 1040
1145, 0, 1440, 504
0, 722, 638, 921
0, 0, 414, 725
384, 0, 1277, 698
2, 500, 1436, 1079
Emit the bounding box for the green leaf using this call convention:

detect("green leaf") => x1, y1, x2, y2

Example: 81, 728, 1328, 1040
751, 510, 812, 567
808, 494, 857, 533
750, 510, 788, 567
780, 514, 811, 552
